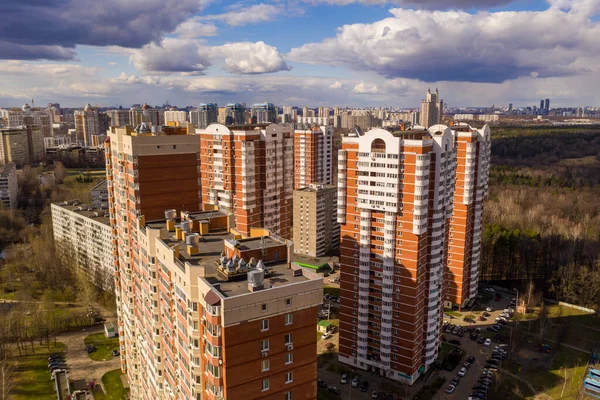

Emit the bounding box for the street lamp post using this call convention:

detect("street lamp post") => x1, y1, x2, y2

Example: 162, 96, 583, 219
513, 288, 519, 314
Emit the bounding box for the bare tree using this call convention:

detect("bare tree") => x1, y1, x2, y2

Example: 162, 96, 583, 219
0, 356, 13, 400
54, 161, 67, 184
537, 303, 551, 342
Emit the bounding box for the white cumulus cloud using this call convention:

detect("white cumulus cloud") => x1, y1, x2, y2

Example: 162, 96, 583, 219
212, 42, 290, 74
288, 3, 600, 83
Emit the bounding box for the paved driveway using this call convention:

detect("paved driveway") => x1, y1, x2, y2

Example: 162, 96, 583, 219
58, 325, 121, 389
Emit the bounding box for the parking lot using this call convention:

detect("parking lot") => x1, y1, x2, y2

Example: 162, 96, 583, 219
434, 290, 518, 400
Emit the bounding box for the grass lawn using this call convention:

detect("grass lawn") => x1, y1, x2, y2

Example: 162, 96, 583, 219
324, 287, 340, 297
487, 372, 535, 400
84, 332, 120, 361
444, 309, 461, 317
10, 342, 66, 400
543, 348, 589, 399
439, 342, 455, 359
92, 369, 129, 400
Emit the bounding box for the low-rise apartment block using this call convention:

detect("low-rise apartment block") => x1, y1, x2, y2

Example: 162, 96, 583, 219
51, 200, 115, 291
91, 179, 109, 209
0, 163, 17, 209
293, 184, 339, 257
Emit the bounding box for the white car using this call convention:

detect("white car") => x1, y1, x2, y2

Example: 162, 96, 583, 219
341, 374, 348, 384
322, 332, 331, 340
445, 384, 456, 394
372, 390, 379, 399
485, 306, 494, 312
351, 377, 360, 388
458, 367, 467, 377
484, 338, 492, 347
485, 288, 495, 293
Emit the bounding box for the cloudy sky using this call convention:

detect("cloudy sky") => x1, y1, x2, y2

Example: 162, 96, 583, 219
1, 0, 599, 108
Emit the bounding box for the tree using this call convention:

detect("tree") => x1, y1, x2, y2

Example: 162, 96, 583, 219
0, 356, 13, 400
54, 161, 67, 184
537, 303, 551, 342
76, 269, 97, 312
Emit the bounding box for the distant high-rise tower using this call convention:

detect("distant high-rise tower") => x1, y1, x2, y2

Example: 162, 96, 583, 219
420, 88, 443, 127
540, 100, 544, 113
250, 103, 277, 124
544, 99, 550, 114
224, 103, 245, 125
508, 103, 513, 114
189, 103, 217, 128
74, 104, 100, 146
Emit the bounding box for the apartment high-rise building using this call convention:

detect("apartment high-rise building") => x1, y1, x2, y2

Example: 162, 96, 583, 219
197, 123, 294, 239
337, 125, 459, 384
130, 103, 162, 127
293, 126, 334, 189
445, 123, 490, 309
544, 98, 550, 114
107, 109, 131, 127
251, 103, 277, 124
105, 126, 202, 398
163, 110, 188, 125
225, 103, 245, 126
74, 104, 100, 146
112, 206, 321, 400
0, 163, 17, 209
190, 103, 218, 129
508, 103, 513, 114
420, 88, 443, 127
540, 99, 545, 112
7, 103, 54, 137
293, 184, 339, 257
0, 125, 44, 167
51, 200, 115, 291
318, 107, 330, 118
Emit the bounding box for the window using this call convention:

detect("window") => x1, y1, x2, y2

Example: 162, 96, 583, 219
285, 313, 293, 325
285, 372, 293, 384
286, 298, 292, 306
261, 359, 270, 372
261, 319, 269, 331
285, 352, 293, 365
261, 339, 269, 352
262, 303, 267, 312
285, 392, 292, 400
262, 379, 270, 391
285, 334, 292, 345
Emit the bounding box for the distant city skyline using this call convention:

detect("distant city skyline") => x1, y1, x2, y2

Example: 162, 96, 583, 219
0, 0, 599, 108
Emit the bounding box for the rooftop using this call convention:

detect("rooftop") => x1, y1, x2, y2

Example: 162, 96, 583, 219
206, 262, 311, 298
91, 179, 108, 192
295, 183, 336, 193
225, 236, 281, 251
53, 201, 110, 226
162, 232, 231, 268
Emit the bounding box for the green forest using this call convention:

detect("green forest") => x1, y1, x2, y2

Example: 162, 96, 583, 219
481, 125, 600, 309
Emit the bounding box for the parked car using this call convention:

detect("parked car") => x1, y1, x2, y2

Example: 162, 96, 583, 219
445, 384, 456, 394
478, 316, 486, 321
328, 386, 341, 395
485, 288, 495, 293
484, 338, 492, 347
351, 377, 360, 388
483, 312, 491, 317
458, 367, 468, 377
322, 332, 331, 340
317, 379, 328, 388
464, 317, 475, 323
485, 306, 494, 312
372, 390, 379, 399
112, 349, 120, 357
341, 374, 348, 384
477, 336, 485, 344
360, 381, 369, 392
86, 345, 96, 353
467, 356, 476, 364
451, 377, 460, 386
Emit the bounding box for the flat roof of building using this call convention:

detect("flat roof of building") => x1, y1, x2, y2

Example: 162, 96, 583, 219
91, 179, 108, 192
161, 232, 230, 267
225, 236, 281, 251
294, 183, 336, 193
52, 201, 111, 227
206, 262, 310, 298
